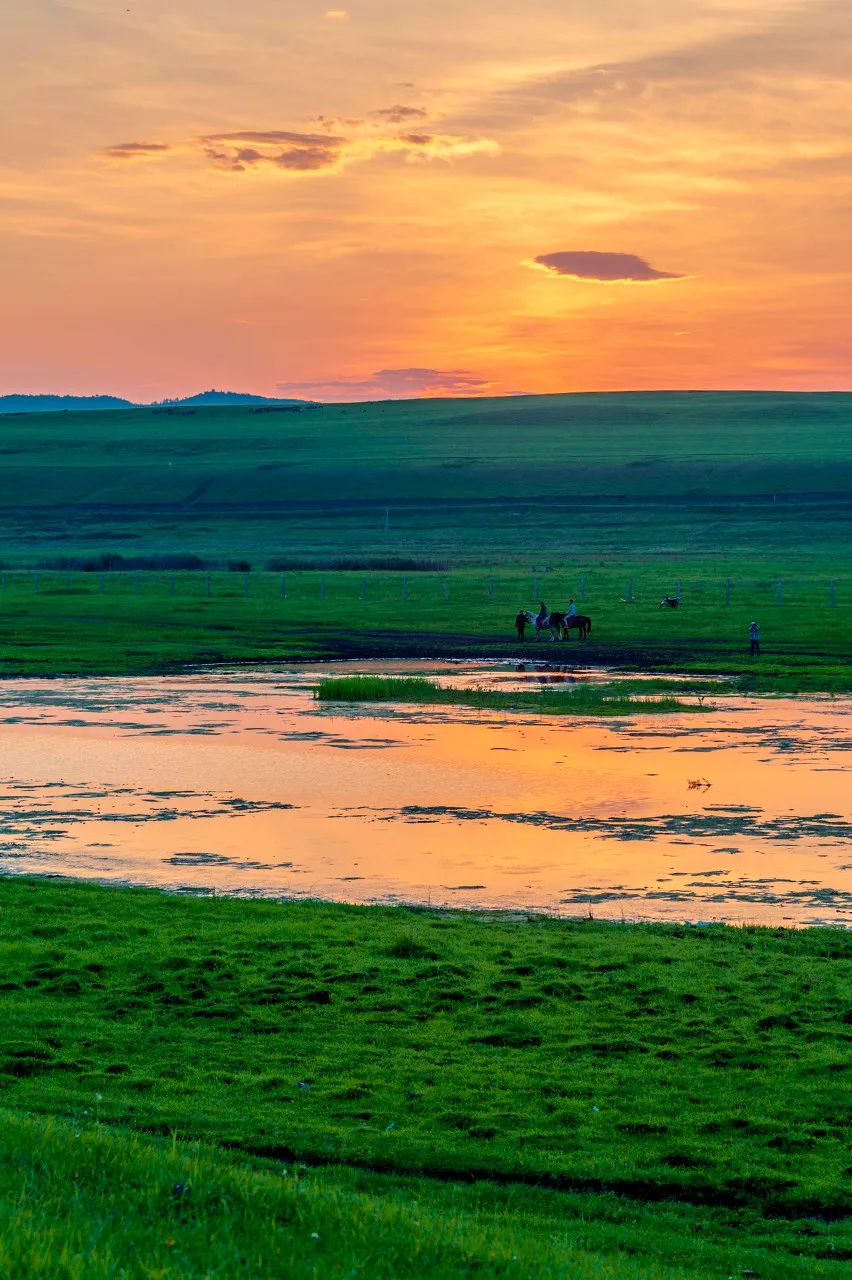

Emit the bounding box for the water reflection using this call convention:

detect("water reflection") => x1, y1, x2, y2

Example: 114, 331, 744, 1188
0, 664, 848, 927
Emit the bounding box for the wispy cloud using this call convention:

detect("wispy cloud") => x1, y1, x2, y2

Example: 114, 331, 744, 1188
372, 104, 429, 124
102, 118, 496, 175
200, 129, 345, 173
103, 141, 171, 160
530, 251, 685, 282
277, 367, 498, 401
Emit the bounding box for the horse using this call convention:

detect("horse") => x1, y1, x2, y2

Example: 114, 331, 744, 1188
519, 609, 552, 639
562, 613, 592, 639
659, 596, 680, 609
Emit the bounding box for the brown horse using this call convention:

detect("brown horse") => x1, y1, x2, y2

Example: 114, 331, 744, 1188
563, 613, 592, 639
547, 612, 592, 640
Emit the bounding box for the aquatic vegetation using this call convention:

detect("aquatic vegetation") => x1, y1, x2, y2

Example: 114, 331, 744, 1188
315, 674, 710, 715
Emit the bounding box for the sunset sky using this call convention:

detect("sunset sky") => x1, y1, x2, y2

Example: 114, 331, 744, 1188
2, 0, 849, 400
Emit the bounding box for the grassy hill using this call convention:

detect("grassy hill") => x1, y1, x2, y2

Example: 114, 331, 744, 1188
0, 391, 850, 564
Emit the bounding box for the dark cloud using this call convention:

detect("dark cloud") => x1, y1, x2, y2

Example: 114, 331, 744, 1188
372, 104, 429, 123
277, 367, 496, 401
201, 129, 344, 172
104, 141, 171, 159
398, 132, 433, 146
532, 251, 684, 282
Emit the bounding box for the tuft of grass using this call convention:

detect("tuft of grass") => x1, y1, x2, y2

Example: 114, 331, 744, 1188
314, 674, 710, 715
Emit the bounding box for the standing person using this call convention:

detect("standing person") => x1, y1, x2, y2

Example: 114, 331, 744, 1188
749, 621, 760, 656
515, 610, 527, 642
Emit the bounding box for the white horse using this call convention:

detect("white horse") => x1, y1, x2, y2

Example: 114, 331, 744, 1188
520, 609, 561, 640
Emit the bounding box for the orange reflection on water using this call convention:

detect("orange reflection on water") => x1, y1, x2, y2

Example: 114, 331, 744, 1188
0, 668, 848, 927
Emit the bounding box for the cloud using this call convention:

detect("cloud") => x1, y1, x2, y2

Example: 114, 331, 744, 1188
325, 8, 348, 18
200, 129, 344, 172
372, 104, 429, 124
277, 367, 498, 401
486, 2, 850, 126
104, 141, 171, 159
102, 118, 496, 176
530, 251, 685, 282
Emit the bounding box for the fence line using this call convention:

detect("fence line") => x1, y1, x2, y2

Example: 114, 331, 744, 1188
0, 570, 845, 610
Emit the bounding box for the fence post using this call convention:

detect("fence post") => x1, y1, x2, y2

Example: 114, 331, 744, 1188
319, 577, 325, 601
402, 576, 408, 602
443, 578, 449, 602
66, 573, 72, 591
169, 576, 175, 596
829, 580, 836, 608
725, 578, 731, 607
0, 572, 4, 591
32, 573, 39, 592
243, 573, 249, 598
626, 579, 633, 604
281, 574, 287, 598
531, 574, 537, 605
776, 579, 783, 606
360, 576, 366, 601
677, 578, 683, 598
205, 575, 211, 598
580, 575, 586, 602
487, 577, 493, 600
101, 575, 107, 594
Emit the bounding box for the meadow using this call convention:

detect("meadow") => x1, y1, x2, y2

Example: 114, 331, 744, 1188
0, 561, 848, 689
0, 391, 848, 686
1, 392, 850, 1274
0, 878, 849, 1277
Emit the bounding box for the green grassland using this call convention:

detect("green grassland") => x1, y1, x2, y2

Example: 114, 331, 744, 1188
0, 392, 850, 565
0, 561, 848, 688
0, 391, 849, 683
0, 878, 850, 1277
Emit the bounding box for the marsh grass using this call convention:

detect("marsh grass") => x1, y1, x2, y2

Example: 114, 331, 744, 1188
314, 674, 710, 715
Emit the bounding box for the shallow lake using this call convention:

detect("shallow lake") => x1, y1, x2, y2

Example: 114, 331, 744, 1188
0, 664, 849, 926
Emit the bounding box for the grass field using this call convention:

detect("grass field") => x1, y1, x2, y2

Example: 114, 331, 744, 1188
1, 392, 850, 566
0, 391, 848, 685
0, 562, 848, 688
0, 878, 849, 1277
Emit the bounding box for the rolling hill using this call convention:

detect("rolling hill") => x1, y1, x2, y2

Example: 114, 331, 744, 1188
0, 391, 849, 563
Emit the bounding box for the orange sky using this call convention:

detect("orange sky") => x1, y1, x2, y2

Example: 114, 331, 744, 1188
2, 1, 850, 400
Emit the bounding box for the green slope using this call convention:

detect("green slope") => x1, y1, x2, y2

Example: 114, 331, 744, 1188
1, 391, 849, 564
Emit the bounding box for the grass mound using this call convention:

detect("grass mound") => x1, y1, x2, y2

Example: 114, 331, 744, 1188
314, 674, 709, 715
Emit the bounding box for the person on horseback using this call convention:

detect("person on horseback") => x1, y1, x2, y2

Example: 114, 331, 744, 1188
565, 599, 577, 620
535, 601, 548, 628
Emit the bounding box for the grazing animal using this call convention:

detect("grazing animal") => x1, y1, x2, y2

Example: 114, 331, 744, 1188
659, 595, 680, 609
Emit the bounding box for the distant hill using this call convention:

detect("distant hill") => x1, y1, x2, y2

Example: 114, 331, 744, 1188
0, 394, 134, 414
154, 390, 306, 408
0, 390, 306, 414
